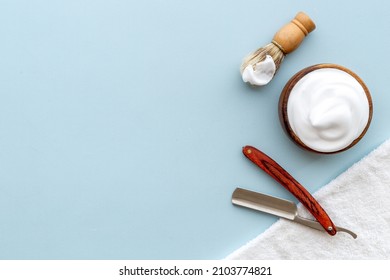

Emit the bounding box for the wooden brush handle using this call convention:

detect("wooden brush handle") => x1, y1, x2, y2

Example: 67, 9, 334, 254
242, 145, 337, 236
272, 12, 316, 54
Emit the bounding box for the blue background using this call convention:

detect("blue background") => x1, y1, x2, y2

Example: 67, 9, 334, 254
0, 0, 388, 259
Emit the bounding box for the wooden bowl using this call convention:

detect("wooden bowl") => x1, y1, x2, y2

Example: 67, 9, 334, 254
279, 64, 373, 154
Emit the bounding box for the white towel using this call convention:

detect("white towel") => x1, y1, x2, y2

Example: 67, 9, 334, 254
226, 139, 390, 259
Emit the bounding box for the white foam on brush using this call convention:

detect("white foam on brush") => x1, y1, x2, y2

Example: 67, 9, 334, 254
242, 55, 276, 86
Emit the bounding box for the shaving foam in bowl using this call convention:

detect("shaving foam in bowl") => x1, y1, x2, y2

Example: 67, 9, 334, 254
279, 64, 373, 154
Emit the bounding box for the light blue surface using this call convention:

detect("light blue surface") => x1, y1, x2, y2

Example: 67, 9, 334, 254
0, 0, 389, 259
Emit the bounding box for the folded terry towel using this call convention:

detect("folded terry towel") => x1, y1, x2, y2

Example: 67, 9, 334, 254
226, 140, 390, 259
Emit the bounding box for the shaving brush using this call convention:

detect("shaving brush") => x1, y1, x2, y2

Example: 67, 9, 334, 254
241, 12, 316, 86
